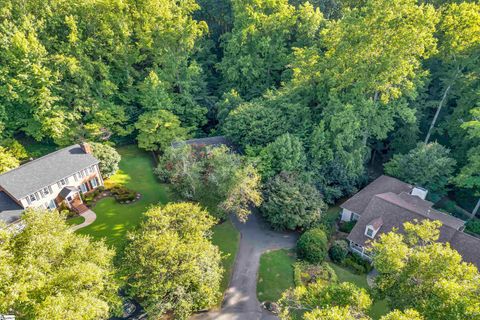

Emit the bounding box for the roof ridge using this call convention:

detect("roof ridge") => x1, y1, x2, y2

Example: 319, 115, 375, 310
374, 193, 464, 228
0, 144, 80, 177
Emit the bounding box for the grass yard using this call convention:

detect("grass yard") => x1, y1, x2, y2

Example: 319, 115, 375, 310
77, 145, 170, 252
328, 262, 389, 319
66, 215, 85, 226
211, 220, 240, 304
257, 249, 296, 302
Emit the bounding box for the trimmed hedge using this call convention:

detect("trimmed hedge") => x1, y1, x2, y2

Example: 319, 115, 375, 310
297, 227, 328, 264
342, 253, 373, 274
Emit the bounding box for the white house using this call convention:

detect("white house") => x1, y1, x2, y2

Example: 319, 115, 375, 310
0, 143, 104, 225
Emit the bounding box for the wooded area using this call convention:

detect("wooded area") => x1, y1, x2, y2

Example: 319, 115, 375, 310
0, 0, 478, 216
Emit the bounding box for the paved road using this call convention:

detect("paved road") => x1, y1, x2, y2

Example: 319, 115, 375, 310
192, 212, 298, 320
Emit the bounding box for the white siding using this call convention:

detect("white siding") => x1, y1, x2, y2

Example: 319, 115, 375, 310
341, 208, 353, 221
20, 166, 103, 209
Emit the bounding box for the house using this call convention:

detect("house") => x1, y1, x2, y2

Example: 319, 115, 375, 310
0, 143, 104, 225
341, 175, 480, 268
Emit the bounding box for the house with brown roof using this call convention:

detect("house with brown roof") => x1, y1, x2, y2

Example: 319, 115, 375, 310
340, 175, 480, 268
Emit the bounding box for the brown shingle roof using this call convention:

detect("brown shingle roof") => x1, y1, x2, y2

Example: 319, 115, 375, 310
346, 194, 480, 268
341, 175, 413, 214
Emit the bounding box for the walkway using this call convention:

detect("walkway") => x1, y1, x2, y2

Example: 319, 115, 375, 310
71, 209, 97, 231
193, 212, 298, 320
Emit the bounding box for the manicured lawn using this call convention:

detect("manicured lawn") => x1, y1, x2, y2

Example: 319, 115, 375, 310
66, 215, 85, 226
257, 249, 296, 302
77, 145, 170, 252
211, 220, 240, 304
327, 262, 389, 319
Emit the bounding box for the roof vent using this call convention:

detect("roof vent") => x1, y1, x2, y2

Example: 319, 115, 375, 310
411, 186, 428, 200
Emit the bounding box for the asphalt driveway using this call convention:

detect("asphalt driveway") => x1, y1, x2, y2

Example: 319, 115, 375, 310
192, 212, 298, 320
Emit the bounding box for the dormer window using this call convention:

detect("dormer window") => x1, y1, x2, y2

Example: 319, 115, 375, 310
365, 217, 383, 239
366, 227, 374, 238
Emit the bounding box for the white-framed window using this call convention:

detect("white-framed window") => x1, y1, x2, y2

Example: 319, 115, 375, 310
91, 177, 98, 188
365, 226, 375, 238
89, 166, 94, 174
29, 193, 37, 202
80, 183, 88, 193
73, 173, 78, 181
79, 170, 85, 178
43, 186, 52, 196
57, 178, 68, 188
47, 199, 56, 210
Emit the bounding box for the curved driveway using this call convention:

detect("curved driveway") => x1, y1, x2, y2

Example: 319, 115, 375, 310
193, 212, 298, 320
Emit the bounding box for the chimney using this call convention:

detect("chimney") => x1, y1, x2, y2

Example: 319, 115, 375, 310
411, 186, 428, 200
81, 142, 92, 154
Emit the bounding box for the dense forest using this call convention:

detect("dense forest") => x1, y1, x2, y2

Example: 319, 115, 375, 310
0, 0, 479, 215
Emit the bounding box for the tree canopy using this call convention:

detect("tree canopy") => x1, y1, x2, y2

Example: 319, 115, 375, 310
0, 209, 120, 320
122, 202, 222, 320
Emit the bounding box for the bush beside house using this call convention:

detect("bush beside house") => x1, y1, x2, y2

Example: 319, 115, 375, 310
297, 227, 328, 264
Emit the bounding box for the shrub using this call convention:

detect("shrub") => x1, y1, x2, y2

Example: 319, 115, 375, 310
110, 185, 137, 203
90, 142, 121, 178
339, 220, 357, 233
343, 253, 372, 274
329, 240, 349, 263
297, 227, 328, 264
466, 219, 480, 236
293, 261, 337, 286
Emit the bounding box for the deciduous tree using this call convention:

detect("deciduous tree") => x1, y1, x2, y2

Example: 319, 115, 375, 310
0, 209, 120, 320
122, 203, 222, 320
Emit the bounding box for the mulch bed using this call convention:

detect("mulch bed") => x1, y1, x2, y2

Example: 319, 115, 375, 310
89, 190, 142, 208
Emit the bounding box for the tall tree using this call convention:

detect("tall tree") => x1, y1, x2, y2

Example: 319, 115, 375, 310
0, 209, 120, 319
122, 203, 222, 320
371, 220, 480, 320
384, 142, 456, 201
424, 2, 480, 143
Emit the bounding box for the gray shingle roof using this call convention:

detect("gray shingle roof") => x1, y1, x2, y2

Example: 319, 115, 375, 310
0, 144, 99, 200
0, 191, 24, 224
341, 175, 413, 214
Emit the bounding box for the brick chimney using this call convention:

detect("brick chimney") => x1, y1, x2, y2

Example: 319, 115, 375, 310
80, 142, 92, 154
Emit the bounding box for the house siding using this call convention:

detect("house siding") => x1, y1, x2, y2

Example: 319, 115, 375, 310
19, 164, 103, 210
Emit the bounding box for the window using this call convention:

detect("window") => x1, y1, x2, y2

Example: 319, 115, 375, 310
91, 177, 98, 188
47, 199, 56, 210
89, 166, 94, 173
73, 173, 78, 181
29, 194, 37, 202
80, 183, 88, 193
57, 178, 67, 188
365, 227, 374, 238
43, 187, 51, 196
79, 170, 85, 178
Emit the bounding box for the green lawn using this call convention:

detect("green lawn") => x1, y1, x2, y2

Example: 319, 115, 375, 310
257, 249, 296, 302
327, 262, 389, 319
66, 215, 85, 226
211, 220, 240, 304
77, 145, 170, 252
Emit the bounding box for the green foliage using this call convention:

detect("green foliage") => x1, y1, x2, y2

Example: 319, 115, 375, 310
258, 133, 306, 180
219, 0, 324, 99
342, 253, 373, 275
278, 281, 372, 320
0, 209, 120, 319
110, 185, 137, 203
371, 219, 480, 320
384, 142, 456, 201
157, 145, 261, 221
135, 109, 189, 152
0, 146, 20, 173
329, 240, 349, 264
293, 261, 338, 286
465, 219, 480, 236
339, 220, 357, 233
2, 139, 28, 160
297, 227, 328, 264
90, 142, 121, 178
261, 172, 327, 230
122, 203, 222, 320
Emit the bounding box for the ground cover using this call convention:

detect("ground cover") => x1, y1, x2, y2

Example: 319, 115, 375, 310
257, 249, 296, 302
